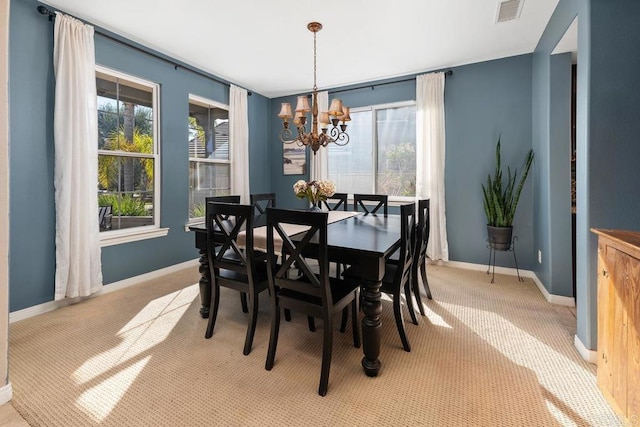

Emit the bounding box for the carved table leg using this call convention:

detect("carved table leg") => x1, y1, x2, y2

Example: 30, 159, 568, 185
197, 248, 211, 318
360, 277, 383, 377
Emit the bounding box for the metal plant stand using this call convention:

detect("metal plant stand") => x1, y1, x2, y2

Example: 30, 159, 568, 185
486, 235, 524, 283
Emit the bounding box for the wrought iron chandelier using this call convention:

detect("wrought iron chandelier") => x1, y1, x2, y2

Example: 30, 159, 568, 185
277, 22, 350, 155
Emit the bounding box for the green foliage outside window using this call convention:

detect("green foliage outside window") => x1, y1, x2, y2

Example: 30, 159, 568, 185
98, 193, 148, 216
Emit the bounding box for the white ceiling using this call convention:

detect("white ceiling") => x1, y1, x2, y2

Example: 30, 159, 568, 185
39, 0, 560, 98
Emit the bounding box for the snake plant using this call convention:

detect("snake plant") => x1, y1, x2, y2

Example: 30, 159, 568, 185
482, 136, 534, 227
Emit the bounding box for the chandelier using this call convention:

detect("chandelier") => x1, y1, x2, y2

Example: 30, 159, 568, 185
277, 22, 350, 155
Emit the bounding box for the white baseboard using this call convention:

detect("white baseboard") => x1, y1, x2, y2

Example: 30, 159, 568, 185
9, 259, 199, 323
574, 334, 597, 364
437, 260, 575, 307
440, 259, 534, 278
530, 274, 575, 306
0, 382, 12, 405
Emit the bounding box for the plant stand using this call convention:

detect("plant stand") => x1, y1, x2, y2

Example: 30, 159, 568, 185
486, 235, 524, 283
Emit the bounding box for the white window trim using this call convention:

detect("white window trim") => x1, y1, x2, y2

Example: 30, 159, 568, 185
187, 94, 231, 224
96, 65, 163, 243
339, 100, 416, 202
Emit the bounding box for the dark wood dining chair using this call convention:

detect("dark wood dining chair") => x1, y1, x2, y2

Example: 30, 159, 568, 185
343, 202, 416, 352
413, 199, 433, 316
353, 194, 388, 215
320, 192, 348, 211
264, 208, 360, 396
98, 205, 113, 231
205, 202, 269, 355
250, 192, 276, 216
386, 199, 433, 317
319, 192, 349, 277
205, 195, 250, 312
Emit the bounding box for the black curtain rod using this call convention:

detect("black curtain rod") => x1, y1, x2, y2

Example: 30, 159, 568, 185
37, 6, 253, 96
330, 70, 453, 95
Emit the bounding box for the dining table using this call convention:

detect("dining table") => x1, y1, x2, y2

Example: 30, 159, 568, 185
189, 210, 402, 377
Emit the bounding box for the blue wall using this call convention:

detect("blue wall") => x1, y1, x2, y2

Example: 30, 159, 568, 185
8, 0, 270, 311
271, 56, 535, 270
535, 0, 640, 351
586, 0, 640, 351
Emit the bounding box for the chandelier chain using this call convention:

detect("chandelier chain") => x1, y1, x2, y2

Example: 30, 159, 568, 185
313, 31, 317, 91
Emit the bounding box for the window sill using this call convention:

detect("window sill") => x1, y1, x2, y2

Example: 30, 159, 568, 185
100, 227, 169, 247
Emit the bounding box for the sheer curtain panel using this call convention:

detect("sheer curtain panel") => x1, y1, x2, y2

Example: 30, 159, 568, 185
310, 91, 329, 181
230, 85, 250, 203
416, 72, 449, 261
53, 13, 103, 299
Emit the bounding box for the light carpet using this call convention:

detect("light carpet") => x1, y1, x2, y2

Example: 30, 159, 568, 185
9, 265, 621, 426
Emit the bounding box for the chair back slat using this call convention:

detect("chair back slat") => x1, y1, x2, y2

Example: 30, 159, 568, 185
353, 194, 388, 215
416, 199, 430, 265
251, 192, 276, 215
321, 192, 348, 211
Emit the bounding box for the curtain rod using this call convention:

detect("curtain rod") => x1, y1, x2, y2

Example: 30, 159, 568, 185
329, 70, 453, 95
37, 6, 253, 96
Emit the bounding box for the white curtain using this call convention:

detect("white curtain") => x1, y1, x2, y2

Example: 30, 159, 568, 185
416, 72, 449, 261
53, 13, 102, 300
310, 91, 329, 181
230, 85, 250, 203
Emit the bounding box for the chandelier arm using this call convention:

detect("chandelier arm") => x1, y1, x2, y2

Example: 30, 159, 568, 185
279, 128, 296, 144
329, 127, 350, 146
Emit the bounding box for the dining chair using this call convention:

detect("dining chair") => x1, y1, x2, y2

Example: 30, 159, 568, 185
386, 199, 433, 317
353, 194, 388, 215
413, 199, 433, 316
319, 192, 349, 277
343, 202, 416, 352
320, 192, 348, 211
98, 205, 113, 231
250, 192, 276, 216
264, 208, 361, 396
205, 195, 250, 312
205, 201, 269, 355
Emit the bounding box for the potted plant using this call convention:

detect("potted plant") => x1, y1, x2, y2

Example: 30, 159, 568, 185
481, 135, 534, 250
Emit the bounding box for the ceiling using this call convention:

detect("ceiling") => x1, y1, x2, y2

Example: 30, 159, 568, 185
39, 0, 560, 98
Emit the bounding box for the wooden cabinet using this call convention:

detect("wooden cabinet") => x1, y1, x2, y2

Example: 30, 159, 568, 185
592, 228, 640, 423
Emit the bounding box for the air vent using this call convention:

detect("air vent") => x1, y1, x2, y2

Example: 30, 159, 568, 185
496, 0, 523, 23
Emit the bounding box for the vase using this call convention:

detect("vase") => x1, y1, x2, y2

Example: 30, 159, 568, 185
308, 201, 321, 212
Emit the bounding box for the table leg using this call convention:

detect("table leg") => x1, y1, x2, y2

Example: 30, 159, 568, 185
360, 278, 383, 377
197, 249, 210, 318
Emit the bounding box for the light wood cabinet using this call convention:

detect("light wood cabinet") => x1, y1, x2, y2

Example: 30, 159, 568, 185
592, 228, 640, 423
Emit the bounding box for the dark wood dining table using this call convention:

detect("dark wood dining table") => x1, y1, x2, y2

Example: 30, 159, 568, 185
189, 212, 402, 377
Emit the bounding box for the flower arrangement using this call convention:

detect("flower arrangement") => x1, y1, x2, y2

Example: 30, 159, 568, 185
293, 179, 336, 207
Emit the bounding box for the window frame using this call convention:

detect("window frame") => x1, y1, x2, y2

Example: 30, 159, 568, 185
187, 94, 231, 226
329, 100, 417, 203
96, 65, 167, 247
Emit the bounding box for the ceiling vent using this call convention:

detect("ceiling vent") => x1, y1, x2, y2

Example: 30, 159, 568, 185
496, 0, 523, 23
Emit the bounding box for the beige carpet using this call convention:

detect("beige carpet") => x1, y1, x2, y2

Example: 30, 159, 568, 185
9, 265, 620, 426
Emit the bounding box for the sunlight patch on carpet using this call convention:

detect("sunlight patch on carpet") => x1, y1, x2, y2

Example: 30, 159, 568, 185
72, 285, 198, 384
444, 302, 606, 425
76, 356, 151, 422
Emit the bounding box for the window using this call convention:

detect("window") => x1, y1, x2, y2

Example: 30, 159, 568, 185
188, 95, 230, 220
96, 67, 160, 239
327, 101, 416, 198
